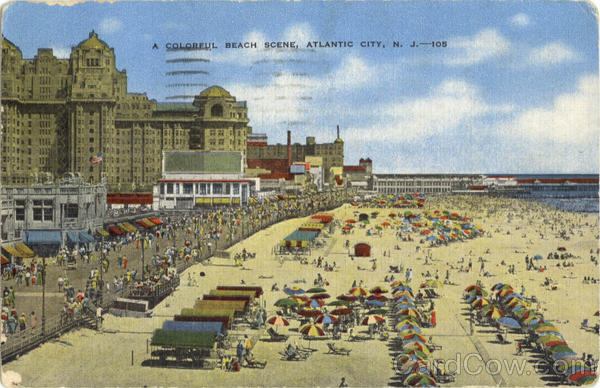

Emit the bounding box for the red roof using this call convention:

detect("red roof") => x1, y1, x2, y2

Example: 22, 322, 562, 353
107, 193, 153, 205
247, 159, 289, 174
258, 173, 292, 180
487, 175, 514, 179
247, 142, 268, 147
359, 158, 372, 163
343, 166, 366, 172
469, 185, 487, 190
567, 178, 598, 184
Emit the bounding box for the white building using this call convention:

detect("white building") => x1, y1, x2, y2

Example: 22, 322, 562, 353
152, 151, 259, 210
373, 174, 484, 195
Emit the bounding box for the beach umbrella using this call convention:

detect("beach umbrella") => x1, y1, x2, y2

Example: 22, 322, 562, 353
400, 361, 429, 374
391, 281, 407, 288
306, 287, 327, 293
511, 305, 525, 313
467, 288, 488, 297
397, 324, 422, 333
349, 287, 369, 296
537, 331, 565, 339
466, 294, 482, 304
366, 299, 385, 307
331, 308, 353, 316
537, 335, 564, 344
481, 304, 500, 315
274, 298, 299, 308
569, 371, 597, 385
524, 315, 543, 326
396, 309, 422, 319
544, 341, 568, 348
362, 315, 385, 325
299, 323, 325, 348
389, 213, 397, 218
394, 290, 414, 298
498, 288, 514, 297
328, 300, 350, 307
552, 352, 579, 361
471, 298, 490, 309
535, 324, 558, 333
395, 296, 415, 305
345, 219, 356, 224
503, 293, 523, 301
290, 295, 309, 304
370, 286, 389, 294
485, 308, 504, 319
404, 342, 431, 354
368, 293, 388, 301
284, 286, 305, 295
548, 345, 575, 354
398, 354, 427, 365
310, 293, 330, 300
533, 254, 543, 260
394, 303, 417, 310
594, 311, 599, 316
402, 333, 427, 343
298, 308, 323, 317
399, 349, 429, 360
337, 294, 359, 302
497, 317, 521, 329
343, 226, 352, 230
556, 360, 588, 374
307, 299, 325, 308
393, 285, 414, 294
426, 236, 437, 241
267, 316, 290, 327
316, 314, 339, 325
497, 284, 513, 292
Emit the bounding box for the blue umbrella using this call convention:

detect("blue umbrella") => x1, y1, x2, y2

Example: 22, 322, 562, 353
533, 254, 543, 260
527, 318, 541, 326
497, 317, 521, 329
552, 352, 578, 360
366, 299, 385, 307
402, 219, 410, 223
426, 236, 437, 241
395, 296, 414, 305
393, 286, 413, 293
467, 295, 482, 303
503, 293, 523, 301
402, 337, 427, 345
320, 314, 337, 325
537, 331, 565, 339
462, 223, 472, 229
398, 324, 422, 333
308, 299, 323, 308
284, 287, 305, 295
394, 303, 417, 310
401, 226, 410, 232
511, 305, 525, 312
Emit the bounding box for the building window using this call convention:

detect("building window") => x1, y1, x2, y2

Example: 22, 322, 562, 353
225, 183, 231, 195
175, 184, 180, 194
213, 183, 223, 194
183, 183, 193, 194
233, 183, 239, 195
199, 183, 207, 195
65, 203, 78, 219
160, 183, 165, 195
166, 183, 173, 194
211, 104, 223, 117
15, 200, 25, 221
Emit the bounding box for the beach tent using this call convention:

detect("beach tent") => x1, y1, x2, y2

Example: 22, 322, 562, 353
150, 329, 217, 349
354, 243, 371, 257
282, 230, 319, 247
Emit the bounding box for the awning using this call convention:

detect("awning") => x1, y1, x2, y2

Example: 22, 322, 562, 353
149, 218, 163, 225
66, 232, 80, 244
1, 255, 9, 265
136, 219, 155, 229
79, 232, 95, 243
2, 245, 22, 257
24, 231, 62, 247
108, 225, 123, 236
97, 229, 110, 237
120, 222, 138, 233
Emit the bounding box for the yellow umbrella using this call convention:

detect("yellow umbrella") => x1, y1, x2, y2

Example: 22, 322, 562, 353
425, 279, 443, 288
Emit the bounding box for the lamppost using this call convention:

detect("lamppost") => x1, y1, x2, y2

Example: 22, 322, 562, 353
141, 233, 145, 281
41, 256, 46, 335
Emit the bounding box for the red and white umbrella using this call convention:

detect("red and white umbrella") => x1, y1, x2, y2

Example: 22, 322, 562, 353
362, 315, 385, 325
267, 316, 290, 326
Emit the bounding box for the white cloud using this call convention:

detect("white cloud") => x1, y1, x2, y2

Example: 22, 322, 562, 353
527, 42, 578, 66
282, 23, 317, 44
510, 13, 531, 27
51, 46, 70, 59
345, 79, 512, 143
98, 17, 124, 35
445, 29, 511, 66
507, 74, 599, 144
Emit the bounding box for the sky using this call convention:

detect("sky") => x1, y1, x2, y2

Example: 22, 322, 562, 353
2, 0, 599, 174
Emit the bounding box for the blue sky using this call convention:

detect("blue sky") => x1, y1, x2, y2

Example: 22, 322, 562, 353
2, 1, 598, 173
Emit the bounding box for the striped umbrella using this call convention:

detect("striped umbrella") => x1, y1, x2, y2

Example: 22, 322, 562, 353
349, 287, 369, 296
267, 316, 290, 326
299, 323, 325, 337
397, 324, 422, 333
337, 294, 359, 302
362, 315, 385, 325
298, 308, 323, 317
316, 314, 339, 325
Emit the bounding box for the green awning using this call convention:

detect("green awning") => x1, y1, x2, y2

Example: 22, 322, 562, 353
150, 329, 216, 348
283, 230, 319, 243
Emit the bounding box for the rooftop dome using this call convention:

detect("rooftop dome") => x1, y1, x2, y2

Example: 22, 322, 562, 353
199, 86, 232, 98
76, 30, 110, 50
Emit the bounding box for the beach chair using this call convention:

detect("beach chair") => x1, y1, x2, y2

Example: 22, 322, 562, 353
279, 347, 309, 361
424, 289, 440, 298
244, 353, 267, 369
266, 327, 288, 342
326, 342, 352, 356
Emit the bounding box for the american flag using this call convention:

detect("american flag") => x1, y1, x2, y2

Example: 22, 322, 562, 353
91, 153, 103, 164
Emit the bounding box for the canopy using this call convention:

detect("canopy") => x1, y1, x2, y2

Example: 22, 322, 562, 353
136, 219, 154, 229
97, 229, 110, 237
79, 232, 95, 243
67, 232, 80, 244
1, 255, 9, 265
149, 217, 163, 225
23, 230, 62, 246
2, 245, 24, 258
150, 329, 216, 348
162, 320, 224, 335
282, 230, 318, 247
108, 225, 123, 236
